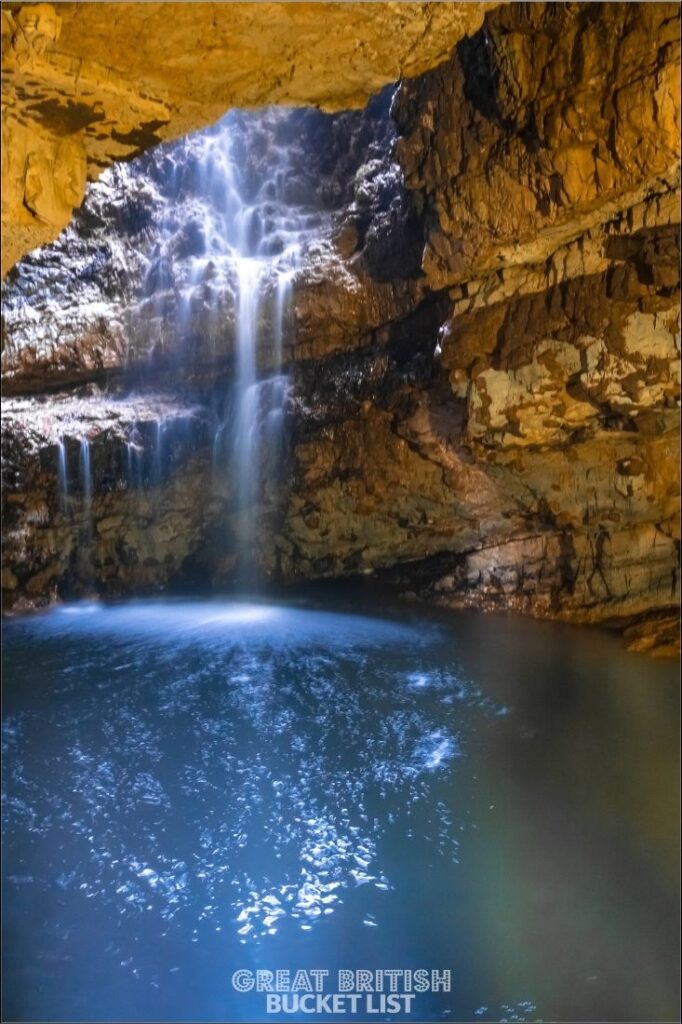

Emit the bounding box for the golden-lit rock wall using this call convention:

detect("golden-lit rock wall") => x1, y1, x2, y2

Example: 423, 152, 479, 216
395, 2, 681, 289
267, 2, 681, 653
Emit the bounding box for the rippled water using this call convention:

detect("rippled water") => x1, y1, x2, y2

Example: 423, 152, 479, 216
2, 599, 679, 1022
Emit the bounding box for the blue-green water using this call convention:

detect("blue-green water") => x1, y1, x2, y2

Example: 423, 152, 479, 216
2, 599, 679, 1022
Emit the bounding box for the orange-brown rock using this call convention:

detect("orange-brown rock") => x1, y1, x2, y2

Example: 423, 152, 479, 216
394, 2, 681, 289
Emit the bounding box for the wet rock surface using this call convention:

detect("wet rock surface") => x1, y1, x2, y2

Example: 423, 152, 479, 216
1, 393, 229, 605
2, 93, 421, 393
1, 2, 680, 655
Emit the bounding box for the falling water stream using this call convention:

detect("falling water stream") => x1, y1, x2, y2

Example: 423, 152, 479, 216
78, 438, 94, 580
169, 115, 320, 567
46, 114, 314, 581
56, 437, 69, 513
78, 439, 92, 510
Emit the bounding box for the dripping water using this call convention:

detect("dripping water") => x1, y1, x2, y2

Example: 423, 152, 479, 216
233, 259, 265, 548
78, 438, 93, 583
56, 437, 69, 513
120, 110, 332, 578
79, 438, 92, 510
125, 440, 135, 488
152, 418, 164, 491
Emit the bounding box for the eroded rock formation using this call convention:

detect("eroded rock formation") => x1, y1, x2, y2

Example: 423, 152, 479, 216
2, 2, 680, 656
394, 2, 680, 288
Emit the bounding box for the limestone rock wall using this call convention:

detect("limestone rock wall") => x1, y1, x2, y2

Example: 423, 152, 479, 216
1, 394, 231, 604
270, 237, 679, 648
1, 93, 422, 393
269, 1, 681, 652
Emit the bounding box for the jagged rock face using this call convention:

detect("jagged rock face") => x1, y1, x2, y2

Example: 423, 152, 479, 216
1, 94, 431, 603
394, 1, 681, 289
1, 0, 492, 274
258, 2, 681, 651
271, 233, 679, 635
1, 2, 680, 656
2, 92, 423, 393
1, 394, 230, 603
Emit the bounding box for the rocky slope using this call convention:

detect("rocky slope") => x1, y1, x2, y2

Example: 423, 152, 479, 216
2, 2, 680, 656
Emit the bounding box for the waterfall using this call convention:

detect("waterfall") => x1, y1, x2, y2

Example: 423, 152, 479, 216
122, 109, 330, 578
125, 441, 134, 488
152, 418, 164, 488
79, 438, 93, 510
233, 258, 265, 545
56, 437, 69, 513
78, 437, 94, 584
274, 270, 295, 367
167, 112, 321, 574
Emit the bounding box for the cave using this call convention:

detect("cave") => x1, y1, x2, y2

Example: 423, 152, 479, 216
1, 3, 680, 1023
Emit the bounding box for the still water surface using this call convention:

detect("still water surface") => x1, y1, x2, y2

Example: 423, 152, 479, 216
2, 598, 680, 1022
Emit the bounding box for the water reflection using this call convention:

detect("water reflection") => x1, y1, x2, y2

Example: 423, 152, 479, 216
2, 600, 679, 1022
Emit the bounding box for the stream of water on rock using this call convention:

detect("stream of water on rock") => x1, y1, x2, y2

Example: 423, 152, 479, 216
180, 116, 315, 563
49, 111, 317, 573
2, 598, 680, 1023
56, 437, 69, 513
77, 438, 94, 581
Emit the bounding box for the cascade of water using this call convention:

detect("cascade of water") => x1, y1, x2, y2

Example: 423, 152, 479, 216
123, 412, 198, 496
152, 418, 164, 488
125, 436, 144, 492
56, 437, 69, 513
274, 270, 295, 368
232, 258, 264, 545
132, 111, 328, 576
78, 437, 94, 584
79, 437, 93, 509
125, 440, 134, 487
179, 113, 318, 572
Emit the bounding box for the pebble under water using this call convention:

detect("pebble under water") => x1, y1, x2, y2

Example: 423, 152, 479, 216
2, 598, 680, 1023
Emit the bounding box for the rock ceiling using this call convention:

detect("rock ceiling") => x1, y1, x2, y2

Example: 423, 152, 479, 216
1, 1, 496, 274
